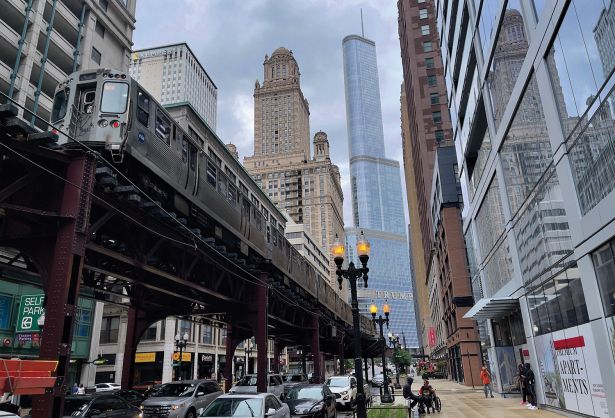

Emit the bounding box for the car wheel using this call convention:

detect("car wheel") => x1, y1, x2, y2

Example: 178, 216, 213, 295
185, 409, 196, 418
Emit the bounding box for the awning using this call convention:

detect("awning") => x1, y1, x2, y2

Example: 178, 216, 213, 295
463, 297, 519, 320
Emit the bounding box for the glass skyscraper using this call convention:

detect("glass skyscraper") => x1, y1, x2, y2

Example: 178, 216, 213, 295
342, 35, 418, 347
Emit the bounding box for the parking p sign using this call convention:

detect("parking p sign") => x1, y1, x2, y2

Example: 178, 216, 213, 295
16, 294, 45, 333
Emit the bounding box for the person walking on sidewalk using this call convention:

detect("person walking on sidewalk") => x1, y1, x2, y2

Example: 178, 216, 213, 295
480, 366, 494, 398
524, 363, 538, 410
517, 363, 527, 405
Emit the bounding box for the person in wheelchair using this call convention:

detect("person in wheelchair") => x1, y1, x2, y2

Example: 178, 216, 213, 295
418, 379, 439, 414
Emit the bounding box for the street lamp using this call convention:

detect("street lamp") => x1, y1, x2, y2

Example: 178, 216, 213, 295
175, 332, 189, 381
388, 332, 401, 389
332, 231, 370, 418
370, 302, 393, 403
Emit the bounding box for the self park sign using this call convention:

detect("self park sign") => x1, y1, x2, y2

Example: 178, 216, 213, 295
16, 294, 45, 333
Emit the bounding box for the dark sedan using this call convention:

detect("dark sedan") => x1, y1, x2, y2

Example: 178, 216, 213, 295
63, 393, 141, 418
282, 384, 336, 418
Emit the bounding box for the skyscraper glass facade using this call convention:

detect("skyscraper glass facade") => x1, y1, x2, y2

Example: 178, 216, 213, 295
342, 35, 418, 347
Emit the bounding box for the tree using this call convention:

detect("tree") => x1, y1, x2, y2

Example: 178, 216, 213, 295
393, 347, 412, 374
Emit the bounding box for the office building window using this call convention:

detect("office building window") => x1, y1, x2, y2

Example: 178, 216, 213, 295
100, 316, 119, 344
435, 130, 444, 142
419, 8, 428, 19
99, 0, 108, 11
593, 240, 615, 318
423, 41, 433, 52
418, 0, 426, 2
91, 47, 102, 65
74, 308, 91, 337
432, 111, 442, 123
142, 323, 157, 341
427, 75, 437, 86
421, 24, 430, 35
425, 57, 434, 69
202, 325, 214, 344
430, 92, 440, 105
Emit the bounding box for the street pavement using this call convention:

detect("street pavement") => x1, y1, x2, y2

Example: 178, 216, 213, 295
336, 379, 563, 417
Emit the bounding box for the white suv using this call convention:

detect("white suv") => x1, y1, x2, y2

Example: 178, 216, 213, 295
229, 374, 284, 398
325, 375, 357, 409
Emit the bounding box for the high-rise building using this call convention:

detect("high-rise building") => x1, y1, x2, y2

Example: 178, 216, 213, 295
342, 34, 417, 346
1, 0, 136, 128
437, 0, 615, 412
398, 0, 479, 385
129, 43, 217, 131
244, 48, 345, 295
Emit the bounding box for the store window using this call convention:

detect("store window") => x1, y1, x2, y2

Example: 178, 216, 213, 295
592, 241, 615, 317
142, 323, 157, 341
74, 308, 91, 338
100, 316, 119, 344
202, 325, 214, 345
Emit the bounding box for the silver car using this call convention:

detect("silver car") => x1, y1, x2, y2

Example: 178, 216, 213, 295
200, 393, 290, 418
140, 380, 222, 418
229, 374, 284, 398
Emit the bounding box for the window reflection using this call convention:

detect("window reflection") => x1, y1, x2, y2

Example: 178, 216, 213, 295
528, 265, 589, 336
477, 0, 500, 60
592, 240, 615, 318
475, 176, 506, 260
487, 0, 529, 131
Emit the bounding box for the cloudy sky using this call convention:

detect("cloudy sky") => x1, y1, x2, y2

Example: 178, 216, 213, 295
133, 0, 407, 226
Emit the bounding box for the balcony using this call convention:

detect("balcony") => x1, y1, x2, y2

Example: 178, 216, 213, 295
44, 0, 80, 46
3, 0, 30, 35
36, 28, 74, 75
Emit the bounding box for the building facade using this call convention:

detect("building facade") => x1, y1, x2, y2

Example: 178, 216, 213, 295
245, 48, 345, 294
437, 0, 615, 415
1, 0, 136, 128
129, 42, 218, 131
342, 34, 418, 346
398, 0, 480, 385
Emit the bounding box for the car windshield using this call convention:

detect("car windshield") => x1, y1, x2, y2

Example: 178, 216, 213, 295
286, 387, 322, 400
151, 383, 195, 397
236, 376, 257, 386
201, 398, 263, 417
325, 377, 349, 387
285, 375, 303, 382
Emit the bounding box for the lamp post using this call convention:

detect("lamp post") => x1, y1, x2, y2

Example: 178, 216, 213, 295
245, 338, 254, 376
332, 231, 370, 418
370, 303, 394, 403
388, 332, 402, 389
175, 332, 189, 381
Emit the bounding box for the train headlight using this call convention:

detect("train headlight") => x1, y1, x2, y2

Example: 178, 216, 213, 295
98, 119, 109, 127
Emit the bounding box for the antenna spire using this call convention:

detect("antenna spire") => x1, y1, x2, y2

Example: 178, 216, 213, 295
360, 8, 365, 37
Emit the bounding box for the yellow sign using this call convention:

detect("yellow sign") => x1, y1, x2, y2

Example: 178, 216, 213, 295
135, 352, 156, 363
172, 352, 191, 362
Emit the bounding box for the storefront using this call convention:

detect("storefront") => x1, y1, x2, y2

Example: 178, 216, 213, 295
198, 353, 214, 379
172, 351, 193, 381
134, 351, 164, 385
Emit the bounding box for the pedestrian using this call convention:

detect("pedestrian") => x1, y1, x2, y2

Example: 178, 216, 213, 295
403, 377, 425, 416
517, 363, 527, 405
72, 383, 78, 395
480, 366, 494, 398
77, 383, 85, 395
524, 363, 537, 410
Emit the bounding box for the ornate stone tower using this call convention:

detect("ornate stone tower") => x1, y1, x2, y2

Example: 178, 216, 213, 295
313, 131, 330, 162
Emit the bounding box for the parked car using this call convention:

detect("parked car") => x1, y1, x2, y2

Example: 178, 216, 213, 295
371, 374, 385, 387
201, 393, 290, 418
140, 379, 222, 418
132, 380, 162, 395
95, 382, 121, 392
63, 393, 140, 417
282, 373, 308, 394
0, 412, 19, 418
229, 374, 284, 398
324, 376, 357, 409
282, 384, 336, 418
114, 389, 146, 408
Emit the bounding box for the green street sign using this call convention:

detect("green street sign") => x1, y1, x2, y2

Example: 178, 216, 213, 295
16, 294, 45, 333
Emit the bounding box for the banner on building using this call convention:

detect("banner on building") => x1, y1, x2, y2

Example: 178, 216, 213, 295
135, 352, 156, 363
534, 323, 609, 417
428, 328, 436, 347
172, 352, 191, 362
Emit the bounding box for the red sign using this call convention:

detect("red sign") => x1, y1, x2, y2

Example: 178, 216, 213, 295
553, 336, 585, 350
428, 328, 436, 347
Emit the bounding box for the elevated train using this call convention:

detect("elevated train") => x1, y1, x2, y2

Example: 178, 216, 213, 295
50, 68, 366, 332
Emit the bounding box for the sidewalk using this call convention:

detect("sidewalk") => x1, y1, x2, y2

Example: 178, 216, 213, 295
374, 379, 563, 417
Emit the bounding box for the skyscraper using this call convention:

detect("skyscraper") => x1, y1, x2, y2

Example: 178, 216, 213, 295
129, 43, 218, 131
342, 35, 418, 346
245, 48, 345, 296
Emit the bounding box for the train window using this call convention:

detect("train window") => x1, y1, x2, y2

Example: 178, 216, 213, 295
101, 82, 129, 113
239, 182, 248, 196
228, 183, 238, 204
51, 88, 69, 122
218, 173, 227, 197
137, 90, 150, 126
225, 167, 236, 183
155, 110, 171, 145
189, 144, 197, 171
272, 229, 278, 246
254, 208, 263, 231
181, 138, 188, 163
172, 125, 177, 141
206, 161, 217, 186
242, 198, 251, 222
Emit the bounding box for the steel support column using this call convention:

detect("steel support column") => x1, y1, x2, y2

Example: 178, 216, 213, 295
364, 357, 369, 383
311, 315, 321, 383
371, 358, 375, 378
272, 340, 281, 374
255, 272, 268, 393
120, 306, 154, 389
338, 339, 345, 375
32, 155, 96, 418
224, 324, 235, 393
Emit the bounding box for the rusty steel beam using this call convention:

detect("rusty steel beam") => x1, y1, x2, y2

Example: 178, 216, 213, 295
0, 172, 40, 202
255, 271, 268, 393
312, 315, 321, 384
32, 155, 96, 418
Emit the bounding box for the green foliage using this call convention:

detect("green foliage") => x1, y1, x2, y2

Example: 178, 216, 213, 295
367, 406, 407, 418
393, 348, 412, 373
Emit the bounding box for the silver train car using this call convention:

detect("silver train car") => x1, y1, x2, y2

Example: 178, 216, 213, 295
50, 68, 356, 327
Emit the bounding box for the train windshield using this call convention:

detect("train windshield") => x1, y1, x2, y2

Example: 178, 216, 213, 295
101, 81, 129, 114
51, 88, 68, 122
